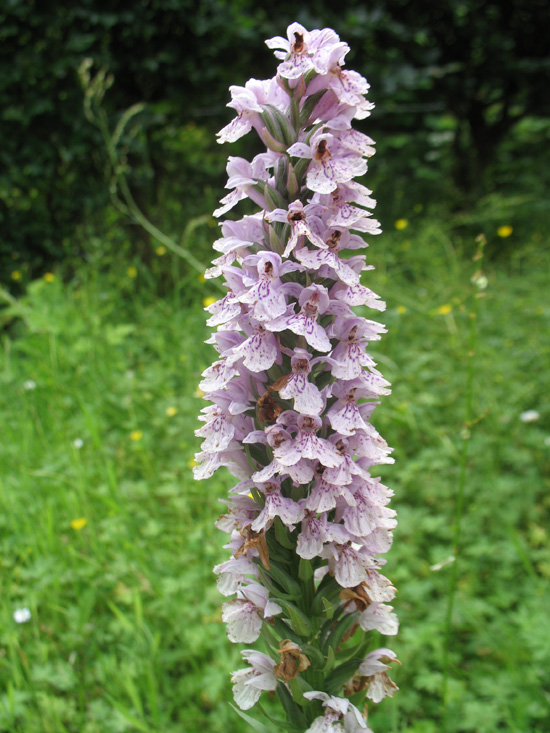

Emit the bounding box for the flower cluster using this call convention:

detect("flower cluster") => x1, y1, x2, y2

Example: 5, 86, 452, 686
195, 23, 398, 731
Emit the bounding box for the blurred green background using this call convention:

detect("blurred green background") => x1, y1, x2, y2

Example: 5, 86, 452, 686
1, 2, 549, 731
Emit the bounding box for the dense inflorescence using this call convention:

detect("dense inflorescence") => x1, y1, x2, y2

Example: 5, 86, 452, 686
194, 23, 399, 731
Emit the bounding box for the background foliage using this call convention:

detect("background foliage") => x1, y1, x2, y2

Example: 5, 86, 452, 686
1, 226, 549, 732
1, 2, 549, 731
1, 0, 549, 277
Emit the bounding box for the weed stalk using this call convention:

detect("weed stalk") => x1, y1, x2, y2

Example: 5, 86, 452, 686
441, 234, 487, 726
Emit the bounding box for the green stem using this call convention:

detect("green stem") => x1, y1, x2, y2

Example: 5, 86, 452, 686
441, 244, 485, 726
82, 68, 221, 287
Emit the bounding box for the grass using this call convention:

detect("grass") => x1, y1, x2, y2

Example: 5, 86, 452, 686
0, 214, 549, 732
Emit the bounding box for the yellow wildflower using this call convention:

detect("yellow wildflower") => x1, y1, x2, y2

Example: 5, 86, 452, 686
203, 296, 217, 308
497, 225, 513, 238
130, 430, 143, 441
166, 406, 178, 417
394, 219, 408, 231
43, 272, 55, 283
187, 457, 198, 469
70, 518, 87, 531
11, 271, 22, 281
198, 274, 206, 283
194, 387, 204, 398
156, 245, 167, 256
396, 305, 407, 315
437, 304, 453, 315
127, 266, 138, 278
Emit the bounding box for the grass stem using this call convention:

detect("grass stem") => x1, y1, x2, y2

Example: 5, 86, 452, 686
441, 236, 486, 725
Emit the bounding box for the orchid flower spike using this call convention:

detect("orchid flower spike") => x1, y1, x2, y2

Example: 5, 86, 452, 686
195, 23, 398, 732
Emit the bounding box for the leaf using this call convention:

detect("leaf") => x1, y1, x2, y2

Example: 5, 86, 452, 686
258, 704, 304, 732
298, 558, 313, 581
275, 156, 289, 192
325, 658, 363, 695
322, 613, 358, 655
264, 181, 287, 209
276, 682, 309, 728
260, 623, 281, 654
321, 596, 335, 620
299, 89, 327, 126
261, 561, 301, 598
302, 644, 325, 670
270, 617, 302, 645
336, 634, 371, 662
322, 645, 337, 674
260, 126, 289, 154
286, 162, 300, 200
282, 601, 313, 638
289, 676, 313, 705
262, 104, 296, 146
229, 703, 272, 732
311, 575, 341, 616
274, 517, 296, 550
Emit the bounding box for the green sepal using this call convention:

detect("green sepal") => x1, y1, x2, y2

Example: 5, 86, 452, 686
229, 703, 272, 732
325, 658, 363, 695
299, 89, 327, 127
276, 682, 309, 728
322, 612, 358, 655
283, 601, 313, 638
298, 557, 313, 581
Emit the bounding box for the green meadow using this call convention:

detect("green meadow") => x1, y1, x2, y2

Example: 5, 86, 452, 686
1, 209, 548, 732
